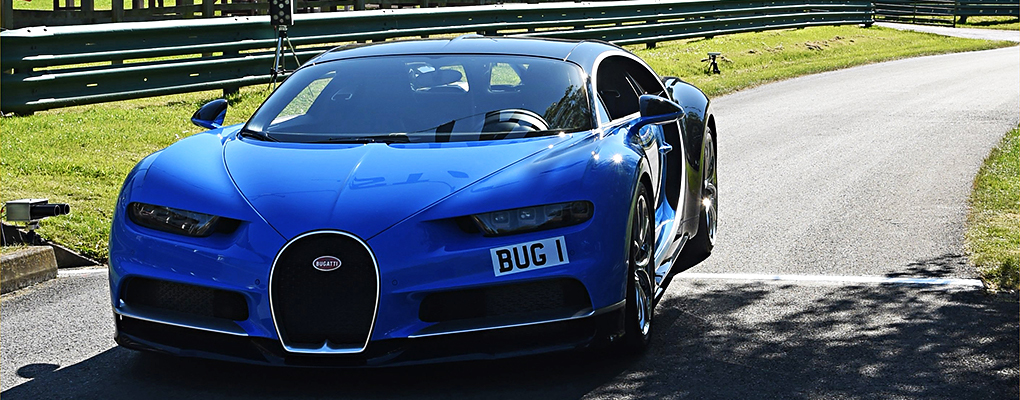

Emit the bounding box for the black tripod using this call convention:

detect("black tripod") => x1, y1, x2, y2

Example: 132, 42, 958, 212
270, 25, 301, 90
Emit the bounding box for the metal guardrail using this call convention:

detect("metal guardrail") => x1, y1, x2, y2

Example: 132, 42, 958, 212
2, 0, 601, 29
956, 0, 1019, 22
874, 0, 1019, 26
874, 0, 956, 26
1, 0, 874, 115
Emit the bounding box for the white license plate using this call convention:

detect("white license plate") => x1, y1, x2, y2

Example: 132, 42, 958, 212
490, 236, 569, 276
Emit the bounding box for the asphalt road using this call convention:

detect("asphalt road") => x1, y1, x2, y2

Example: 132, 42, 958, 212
3, 37, 1018, 399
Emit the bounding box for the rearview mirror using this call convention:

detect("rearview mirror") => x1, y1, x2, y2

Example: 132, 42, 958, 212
191, 99, 228, 129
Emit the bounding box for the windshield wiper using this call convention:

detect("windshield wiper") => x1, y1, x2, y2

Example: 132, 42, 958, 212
238, 127, 276, 142
315, 134, 410, 144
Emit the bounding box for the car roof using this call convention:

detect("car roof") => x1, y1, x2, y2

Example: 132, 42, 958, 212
310, 36, 621, 65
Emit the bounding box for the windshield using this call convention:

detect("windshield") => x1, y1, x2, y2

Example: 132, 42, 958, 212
245, 55, 592, 143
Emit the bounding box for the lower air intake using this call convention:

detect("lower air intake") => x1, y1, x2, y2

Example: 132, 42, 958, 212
419, 278, 591, 323
122, 277, 249, 321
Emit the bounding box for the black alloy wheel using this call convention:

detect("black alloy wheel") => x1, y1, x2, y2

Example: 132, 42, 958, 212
624, 183, 655, 350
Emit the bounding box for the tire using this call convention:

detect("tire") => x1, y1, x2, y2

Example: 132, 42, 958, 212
623, 183, 656, 351
679, 129, 717, 266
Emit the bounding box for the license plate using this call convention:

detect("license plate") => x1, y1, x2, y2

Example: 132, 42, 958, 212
490, 236, 569, 276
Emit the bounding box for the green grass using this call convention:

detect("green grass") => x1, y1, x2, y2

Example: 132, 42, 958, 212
628, 25, 1014, 98
0, 243, 29, 256
0, 25, 1015, 262
1, 89, 268, 260
966, 128, 1020, 292
957, 16, 1020, 31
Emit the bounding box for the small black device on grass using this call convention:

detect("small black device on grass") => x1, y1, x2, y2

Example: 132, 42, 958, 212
3, 199, 70, 245
703, 52, 722, 75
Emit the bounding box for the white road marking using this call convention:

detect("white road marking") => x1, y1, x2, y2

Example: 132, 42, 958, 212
57, 268, 107, 277
677, 272, 985, 288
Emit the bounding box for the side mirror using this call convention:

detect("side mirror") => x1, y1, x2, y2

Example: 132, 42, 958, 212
628, 95, 684, 138
191, 99, 228, 129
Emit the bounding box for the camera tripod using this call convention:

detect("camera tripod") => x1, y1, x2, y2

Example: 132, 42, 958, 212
270, 25, 301, 90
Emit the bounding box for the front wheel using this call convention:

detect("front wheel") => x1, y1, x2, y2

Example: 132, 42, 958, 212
623, 184, 655, 351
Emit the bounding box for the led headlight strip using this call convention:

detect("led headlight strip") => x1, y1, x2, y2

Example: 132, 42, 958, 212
470, 201, 594, 236
128, 202, 237, 237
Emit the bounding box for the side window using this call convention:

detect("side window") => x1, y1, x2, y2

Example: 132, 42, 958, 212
595, 56, 665, 120
596, 58, 639, 120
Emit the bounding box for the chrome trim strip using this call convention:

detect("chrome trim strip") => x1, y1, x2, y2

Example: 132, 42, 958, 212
268, 230, 381, 355
407, 299, 626, 339
114, 305, 248, 337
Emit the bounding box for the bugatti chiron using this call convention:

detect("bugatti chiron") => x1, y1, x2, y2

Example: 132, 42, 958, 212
109, 35, 718, 366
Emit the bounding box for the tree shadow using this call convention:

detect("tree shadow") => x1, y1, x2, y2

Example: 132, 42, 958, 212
884, 253, 969, 278
586, 281, 1019, 399
1, 337, 637, 399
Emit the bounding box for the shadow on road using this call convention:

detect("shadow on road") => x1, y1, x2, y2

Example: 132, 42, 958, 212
3, 283, 1016, 399
585, 282, 1019, 399
4, 339, 637, 399
884, 253, 969, 278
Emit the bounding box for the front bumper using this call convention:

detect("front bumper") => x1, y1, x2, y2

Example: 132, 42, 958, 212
114, 301, 626, 367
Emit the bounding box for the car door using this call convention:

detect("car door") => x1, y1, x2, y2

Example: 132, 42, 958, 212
594, 55, 685, 279
595, 56, 663, 198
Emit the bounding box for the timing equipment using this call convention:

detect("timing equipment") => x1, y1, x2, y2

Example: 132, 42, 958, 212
269, 0, 300, 89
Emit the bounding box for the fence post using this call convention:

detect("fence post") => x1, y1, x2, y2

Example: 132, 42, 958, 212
81, 0, 94, 18
1, 0, 13, 29
646, 18, 657, 49
202, 0, 214, 17
181, 0, 194, 18
112, 0, 124, 21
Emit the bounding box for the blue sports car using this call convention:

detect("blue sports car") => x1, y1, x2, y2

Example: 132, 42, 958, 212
109, 36, 717, 366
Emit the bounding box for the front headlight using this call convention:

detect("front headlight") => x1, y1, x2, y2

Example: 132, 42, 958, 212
127, 202, 238, 237
470, 201, 594, 236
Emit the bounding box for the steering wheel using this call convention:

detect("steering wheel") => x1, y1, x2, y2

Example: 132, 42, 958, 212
481, 109, 551, 135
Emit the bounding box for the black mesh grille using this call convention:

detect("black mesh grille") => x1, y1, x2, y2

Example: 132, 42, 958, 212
419, 278, 591, 323
271, 232, 378, 350
122, 277, 249, 321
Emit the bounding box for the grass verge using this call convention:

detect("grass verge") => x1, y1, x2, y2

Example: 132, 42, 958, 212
629, 25, 1014, 97
957, 16, 1020, 31
0, 243, 28, 256
0, 25, 1015, 262
966, 128, 1020, 292
1, 89, 269, 260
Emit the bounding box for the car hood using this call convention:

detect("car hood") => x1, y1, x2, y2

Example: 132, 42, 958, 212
223, 136, 569, 240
